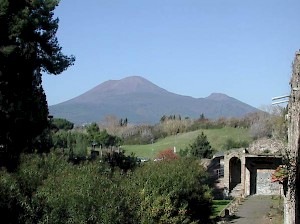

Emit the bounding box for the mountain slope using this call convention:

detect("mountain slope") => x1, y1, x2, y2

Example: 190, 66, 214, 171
49, 76, 258, 124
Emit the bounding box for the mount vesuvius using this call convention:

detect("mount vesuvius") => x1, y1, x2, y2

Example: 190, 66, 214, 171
49, 76, 258, 124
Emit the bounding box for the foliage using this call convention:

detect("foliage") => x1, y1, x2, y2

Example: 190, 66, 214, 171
159, 119, 190, 136
31, 164, 137, 224
119, 117, 128, 127
0, 152, 69, 223
51, 118, 74, 131
249, 112, 273, 139
0, 170, 24, 223
121, 124, 167, 145
0, 0, 74, 169
222, 138, 249, 150
72, 132, 88, 157
86, 123, 122, 147
103, 151, 139, 172
0, 152, 213, 223
86, 122, 100, 136
180, 132, 214, 159
156, 148, 178, 161
123, 127, 251, 159
188, 118, 221, 131
249, 106, 287, 140
98, 130, 122, 147
52, 131, 89, 158
51, 130, 70, 149
271, 165, 288, 183
271, 106, 288, 141
130, 158, 213, 223
0, 152, 138, 223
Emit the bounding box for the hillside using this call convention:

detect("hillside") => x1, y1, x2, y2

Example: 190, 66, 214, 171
122, 127, 251, 159
49, 76, 258, 124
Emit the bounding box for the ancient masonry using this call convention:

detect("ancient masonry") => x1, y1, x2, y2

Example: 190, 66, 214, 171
285, 50, 300, 224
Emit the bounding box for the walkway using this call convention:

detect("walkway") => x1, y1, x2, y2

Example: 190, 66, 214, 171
229, 195, 276, 224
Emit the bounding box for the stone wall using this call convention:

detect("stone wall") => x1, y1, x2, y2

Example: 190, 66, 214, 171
256, 169, 281, 195
285, 50, 300, 224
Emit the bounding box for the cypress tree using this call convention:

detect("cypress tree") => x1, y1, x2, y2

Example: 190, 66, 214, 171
0, 0, 75, 169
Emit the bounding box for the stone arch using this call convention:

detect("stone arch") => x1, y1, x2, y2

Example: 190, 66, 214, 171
229, 156, 241, 191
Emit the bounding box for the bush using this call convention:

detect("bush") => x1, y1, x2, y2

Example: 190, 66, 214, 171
0, 153, 213, 223
31, 163, 137, 224
222, 138, 249, 150
103, 151, 139, 172
0, 170, 24, 223
130, 158, 213, 223
156, 148, 178, 161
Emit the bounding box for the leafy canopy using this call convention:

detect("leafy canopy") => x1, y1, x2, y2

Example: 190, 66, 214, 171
180, 132, 213, 159
0, 0, 74, 169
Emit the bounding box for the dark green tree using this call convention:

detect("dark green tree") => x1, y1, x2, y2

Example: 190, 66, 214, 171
123, 117, 128, 126
98, 130, 122, 147
0, 0, 75, 169
119, 118, 123, 127
52, 130, 69, 149
188, 132, 213, 159
86, 122, 99, 135
200, 113, 205, 120
51, 118, 74, 131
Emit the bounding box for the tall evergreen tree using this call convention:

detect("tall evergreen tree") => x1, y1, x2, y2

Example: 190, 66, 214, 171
0, 0, 75, 169
189, 132, 213, 159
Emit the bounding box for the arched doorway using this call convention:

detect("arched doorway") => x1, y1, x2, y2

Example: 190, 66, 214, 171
229, 157, 241, 191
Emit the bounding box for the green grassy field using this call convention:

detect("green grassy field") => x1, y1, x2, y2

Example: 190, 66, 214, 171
121, 127, 251, 159
211, 200, 232, 218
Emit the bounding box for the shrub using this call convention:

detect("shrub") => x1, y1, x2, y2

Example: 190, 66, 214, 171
0, 170, 24, 223
31, 163, 137, 224
130, 158, 213, 223
222, 138, 249, 150
156, 148, 178, 161
0, 153, 213, 223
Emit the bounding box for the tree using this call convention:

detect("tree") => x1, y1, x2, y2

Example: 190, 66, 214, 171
51, 118, 74, 131
186, 132, 213, 159
200, 113, 205, 120
86, 122, 100, 136
85, 124, 122, 148
0, 0, 75, 169
98, 130, 122, 147
52, 130, 69, 149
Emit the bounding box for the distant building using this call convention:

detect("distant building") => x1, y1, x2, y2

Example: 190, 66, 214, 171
208, 146, 283, 199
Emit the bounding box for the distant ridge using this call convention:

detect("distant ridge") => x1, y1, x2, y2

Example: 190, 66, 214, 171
49, 76, 258, 124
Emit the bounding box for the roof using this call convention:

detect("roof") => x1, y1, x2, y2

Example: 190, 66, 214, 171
213, 151, 225, 158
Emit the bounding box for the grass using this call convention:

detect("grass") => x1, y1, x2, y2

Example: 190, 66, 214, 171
267, 195, 284, 224
211, 200, 231, 218
121, 127, 251, 159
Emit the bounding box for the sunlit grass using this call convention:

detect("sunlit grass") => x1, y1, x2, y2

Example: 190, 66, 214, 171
211, 200, 231, 218
122, 127, 251, 159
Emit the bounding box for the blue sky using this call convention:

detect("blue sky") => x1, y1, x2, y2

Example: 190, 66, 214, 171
42, 0, 300, 108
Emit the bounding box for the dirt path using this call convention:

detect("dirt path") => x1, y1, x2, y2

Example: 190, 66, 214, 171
229, 195, 275, 224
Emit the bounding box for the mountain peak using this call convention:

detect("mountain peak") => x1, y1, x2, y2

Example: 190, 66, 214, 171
50, 76, 258, 124
206, 93, 232, 101
89, 76, 167, 95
